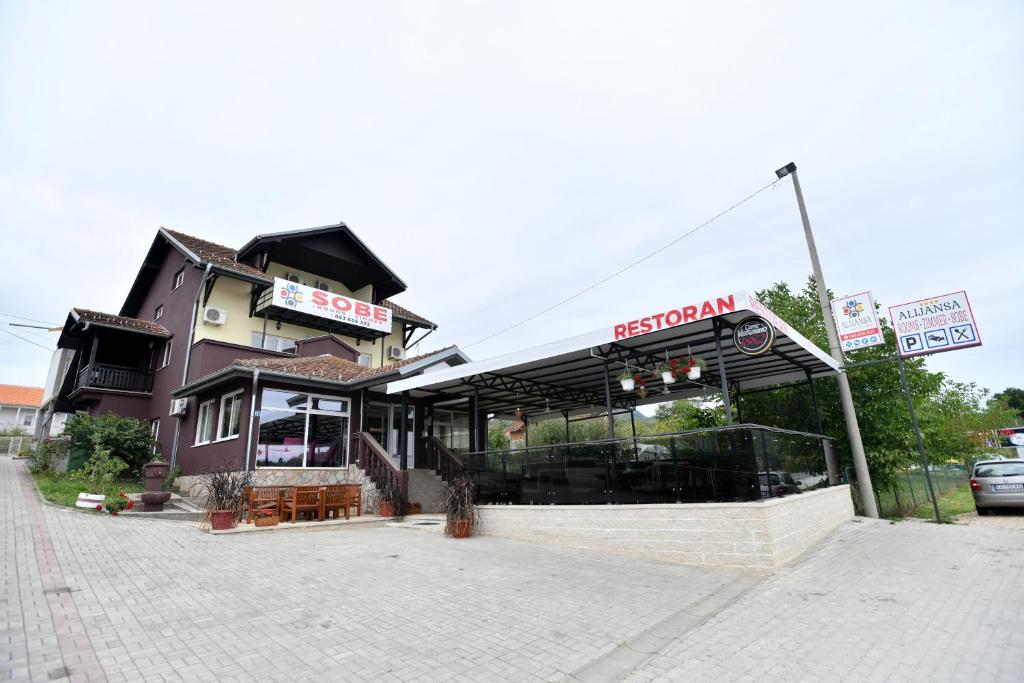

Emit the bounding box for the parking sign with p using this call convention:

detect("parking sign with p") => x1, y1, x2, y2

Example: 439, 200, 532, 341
888, 291, 981, 358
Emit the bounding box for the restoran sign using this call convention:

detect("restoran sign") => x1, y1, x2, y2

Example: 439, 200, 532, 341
888, 290, 980, 358
613, 295, 739, 340
272, 277, 392, 333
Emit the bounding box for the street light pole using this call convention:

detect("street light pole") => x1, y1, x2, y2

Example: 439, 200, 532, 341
775, 162, 879, 518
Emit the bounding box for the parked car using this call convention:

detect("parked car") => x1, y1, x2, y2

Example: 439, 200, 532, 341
970, 459, 1024, 515
758, 471, 801, 497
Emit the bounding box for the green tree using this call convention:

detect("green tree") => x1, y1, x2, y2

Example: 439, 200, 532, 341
653, 400, 725, 433
64, 413, 156, 477
991, 387, 1024, 418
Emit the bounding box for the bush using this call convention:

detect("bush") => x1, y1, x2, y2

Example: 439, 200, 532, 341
29, 438, 69, 476
71, 433, 128, 494
64, 413, 157, 477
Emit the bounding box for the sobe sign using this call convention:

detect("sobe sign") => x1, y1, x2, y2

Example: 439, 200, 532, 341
272, 277, 392, 333
830, 291, 884, 352
888, 290, 980, 358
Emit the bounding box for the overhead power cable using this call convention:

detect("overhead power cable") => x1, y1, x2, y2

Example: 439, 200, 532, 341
0, 326, 54, 352
463, 177, 782, 349
0, 311, 60, 326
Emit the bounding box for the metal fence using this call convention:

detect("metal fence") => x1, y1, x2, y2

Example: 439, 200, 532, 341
460, 424, 835, 505
0, 436, 27, 455
870, 465, 969, 518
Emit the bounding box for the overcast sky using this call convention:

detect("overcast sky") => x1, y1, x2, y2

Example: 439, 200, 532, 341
1, 1, 1021, 404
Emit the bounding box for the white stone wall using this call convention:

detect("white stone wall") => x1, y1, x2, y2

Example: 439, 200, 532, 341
476, 485, 854, 572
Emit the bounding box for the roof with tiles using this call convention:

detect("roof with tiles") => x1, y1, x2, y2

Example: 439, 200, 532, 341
0, 384, 44, 407
160, 228, 435, 328
72, 308, 170, 336
232, 346, 458, 384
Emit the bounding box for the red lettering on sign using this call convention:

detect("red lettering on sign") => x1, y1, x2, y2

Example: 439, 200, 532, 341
614, 324, 627, 340
682, 306, 698, 322
627, 320, 640, 337
373, 307, 388, 322
639, 317, 653, 334
354, 302, 371, 317
716, 295, 735, 315
700, 301, 716, 318
650, 313, 665, 330
311, 291, 328, 307
665, 310, 682, 326
332, 296, 352, 312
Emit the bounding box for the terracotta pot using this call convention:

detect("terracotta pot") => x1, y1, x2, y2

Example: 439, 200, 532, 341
450, 519, 472, 538
210, 510, 234, 531
407, 503, 422, 515
254, 515, 279, 528
378, 501, 396, 518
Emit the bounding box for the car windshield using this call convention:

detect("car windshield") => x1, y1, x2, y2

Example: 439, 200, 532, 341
974, 462, 1024, 478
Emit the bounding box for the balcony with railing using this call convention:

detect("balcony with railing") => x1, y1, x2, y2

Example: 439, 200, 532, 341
76, 363, 154, 394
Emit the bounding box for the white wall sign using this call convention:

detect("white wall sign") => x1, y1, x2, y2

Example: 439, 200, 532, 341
272, 278, 392, 334
830, 291, 884, 353
888, 290, 981, 358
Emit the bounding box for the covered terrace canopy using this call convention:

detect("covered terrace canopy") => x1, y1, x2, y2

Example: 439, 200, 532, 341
386, 291, 839, 429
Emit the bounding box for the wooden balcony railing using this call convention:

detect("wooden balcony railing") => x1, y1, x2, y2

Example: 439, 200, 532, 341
354, 432, 408, 515
422, 436, 463, 483
76, 363, 153, 394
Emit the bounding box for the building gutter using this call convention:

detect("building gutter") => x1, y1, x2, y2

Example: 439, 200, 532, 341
171, 263, 214, 467
244, 369, 259, 475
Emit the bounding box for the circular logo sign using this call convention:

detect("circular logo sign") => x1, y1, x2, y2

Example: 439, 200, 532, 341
733, 316, 776, 356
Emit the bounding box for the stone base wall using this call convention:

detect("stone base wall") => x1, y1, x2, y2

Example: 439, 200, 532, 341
476, 485, 854, 572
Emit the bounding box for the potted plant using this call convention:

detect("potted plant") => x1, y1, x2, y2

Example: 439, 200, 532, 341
442, 474, 477, 538
634, 373, 648, 399
191, 469, 252, 531
656, 361, 676, 385
103, 492, 134, 516
254, 510, 279, 527
376, 476, 405, 518
687, 357, 707, 380
407, 502, 423, 515
618, 369, 635, 392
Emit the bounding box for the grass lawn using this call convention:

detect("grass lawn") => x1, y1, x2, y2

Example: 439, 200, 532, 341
31, 472, 143, 508
910, 482, 976, 522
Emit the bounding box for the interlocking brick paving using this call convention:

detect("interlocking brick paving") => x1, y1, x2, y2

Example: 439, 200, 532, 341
5, 455, 1024, 682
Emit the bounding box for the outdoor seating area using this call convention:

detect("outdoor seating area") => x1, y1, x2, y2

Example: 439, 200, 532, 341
243, 484, 362, 524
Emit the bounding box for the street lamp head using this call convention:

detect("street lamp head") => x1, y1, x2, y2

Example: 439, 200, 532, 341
775, 162, 797, 179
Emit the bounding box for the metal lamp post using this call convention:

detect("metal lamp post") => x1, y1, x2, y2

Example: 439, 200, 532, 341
775, 162, 879, 519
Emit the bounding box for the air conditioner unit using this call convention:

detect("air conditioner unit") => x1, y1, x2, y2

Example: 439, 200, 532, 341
202, 307, 227, 325
169, 398, 188, 416
316, 281, 331, 292
286, 273, 303, 284
388, 346, 405, 360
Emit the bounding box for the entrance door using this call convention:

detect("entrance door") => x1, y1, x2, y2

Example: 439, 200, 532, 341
366, 403, 415, 466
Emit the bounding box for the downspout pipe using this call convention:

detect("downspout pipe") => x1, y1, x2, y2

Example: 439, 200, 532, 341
170, 263, 214, 468
244, 369, 259, 475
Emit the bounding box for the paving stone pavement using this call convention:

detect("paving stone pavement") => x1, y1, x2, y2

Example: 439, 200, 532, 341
4, 454, 1024, 682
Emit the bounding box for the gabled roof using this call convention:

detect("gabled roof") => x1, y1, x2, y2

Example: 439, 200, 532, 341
120, 226, 434, 329
0, 384, 44, 408
70, 309, 170, 337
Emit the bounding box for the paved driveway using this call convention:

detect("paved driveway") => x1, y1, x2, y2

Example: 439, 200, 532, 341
4, 456, 1024, 682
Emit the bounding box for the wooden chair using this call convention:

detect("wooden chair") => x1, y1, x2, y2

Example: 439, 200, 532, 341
246, 486, 286, 524
280, 485, 323, 523
341, 483, 362, 517
323, 485, 351, 520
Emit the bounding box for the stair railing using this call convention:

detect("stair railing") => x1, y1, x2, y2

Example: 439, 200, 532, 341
355, 432, 408, 514
423, 435, 464, 482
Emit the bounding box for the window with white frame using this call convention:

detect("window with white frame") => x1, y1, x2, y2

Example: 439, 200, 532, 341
218, 390, 243, 440
150, 418, 160, 454
173, 268, 185, 290
21, 410, 34, 427
154, 304, 164, 320
194, 399, 214, 445
249, 332, 297, 353
161, 340, 173, 368
256, 389, 349, 468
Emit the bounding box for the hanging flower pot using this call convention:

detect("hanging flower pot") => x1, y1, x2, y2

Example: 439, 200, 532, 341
687, 357, 706, 380
618, 369, 635, 392
656, 362, 676, 385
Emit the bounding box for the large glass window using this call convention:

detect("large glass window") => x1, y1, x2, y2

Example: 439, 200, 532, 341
250, 332, 297, 353
256, 390, 350, 468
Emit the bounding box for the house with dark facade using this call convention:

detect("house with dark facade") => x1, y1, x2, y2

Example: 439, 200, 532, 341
48, 223, 472, 491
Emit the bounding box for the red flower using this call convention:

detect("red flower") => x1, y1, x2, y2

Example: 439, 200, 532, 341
126, 500, 134, 510
111, 511, 118, 516
118, 491, 126, 498
95, 504, 102, 511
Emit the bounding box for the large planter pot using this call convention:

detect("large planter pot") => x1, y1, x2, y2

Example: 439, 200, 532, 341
378, 501, 396, 518
210, 510, 234, 531
450, 519, 472, 538
407, 503, 423, 515
140, 490, 172, 512
254, 515, 279, 528
688, 366, 701, 380
76, 492, 105, 510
